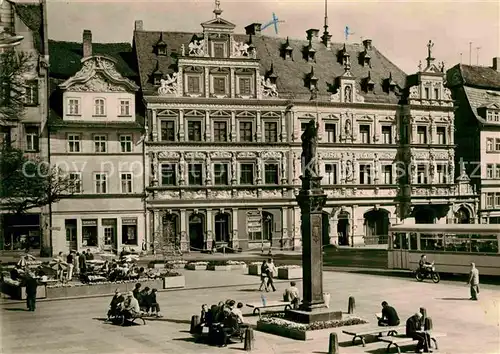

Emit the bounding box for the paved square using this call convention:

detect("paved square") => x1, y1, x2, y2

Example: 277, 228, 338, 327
1, 270, 499, 354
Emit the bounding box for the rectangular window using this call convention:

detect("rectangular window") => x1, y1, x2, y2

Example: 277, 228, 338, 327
436, 127, 446, 145
264, 163, 279, 185
424, 87, 430, 99
213, 43, 225, 58
94, 98, 106, 116
417, 165, 427, 184
25, 80, 39, 105
486, 164, 494, 178
434, 88, 439, 100
25, 126, 39, 152
359, 125, 370, 144
161, 164, 176, 186
240, 163, 254, 185
496, 193, 500, 207
119, 100, 131, 116
82, 219, 98, 247
94, 135, 107, 153
359, 164, 372, 184
187, 76, 200, 93
383, 165, 392, 184
486, 193, 494, 208
239, 77, 251, 95
188, 121, 202, 141
495, 138, 500, 151
94, 173, 108, 194
213, 121, 227, 142
120, 173, 133, 193
496, 164, 500, 179
214, 163, 229, 185
188, 163, 203, 185
417, 126, 427, 144
486, 138, 493, 151
67, 98, 80, 115
325, 123, 336, 143
68, 135, 81, 152
264, 122, 278, 143
120, 135, 133, 153
68, 173, 82, 193
239, 122, 253, 142
324, 163, 337, 184
381, 126, 392, 144
436, 164, 446, 183
161, 120, 176, 142
122, 220, 138, 245
214, 77, 226, 94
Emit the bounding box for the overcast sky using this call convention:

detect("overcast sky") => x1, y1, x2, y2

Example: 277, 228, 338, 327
45, 0, 500, 74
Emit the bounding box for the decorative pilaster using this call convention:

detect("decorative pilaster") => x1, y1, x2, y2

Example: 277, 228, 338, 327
179, 153, 186, 185
280, 111, 287, 142
180, 209, 187, 250
373, 153, 380, 184
151, 152, 159, 185
206, 153, 213, 186
179, 109, 185, 141
177, 66, 184, 96
153, 209, 161, 254
206, 209, 213, 250
373, 116, 379, 143
231, 208, 239, 249
352, 156, 359, 184
317, 114, 323, 142
205, 111, 211, 141
230, 67, 235, 98
151, 110, 158, 141
230, 111, 236, 141
204, 67, 210, 98
292, 111, 299, 142
280, 152, 288, 184
256, 152, 263, 185
231, 152, 237, 185
256, 111, 262, 142
430, 120, 436, 144
448, 124, 454, 145
281, 207, 288, 250
411, 124, 417, 144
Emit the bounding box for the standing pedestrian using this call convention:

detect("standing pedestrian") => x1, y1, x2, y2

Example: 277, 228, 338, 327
79, 251, 87, 275
467, 262, 480, 300
73, 252, 80, 276
66, 251, 74, 281
25, 272, 38, 311
266, 258, 277, 292
258, 260, 269, 292
56, 252, 65, 281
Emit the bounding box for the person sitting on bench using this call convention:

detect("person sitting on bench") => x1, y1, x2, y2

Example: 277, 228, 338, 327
231, 302, 245, 324
121, 291, 141, 320
108, 289, 124, 318
406, 312, 431, 353
378, 301, 400, 326
283, 281, 300, 309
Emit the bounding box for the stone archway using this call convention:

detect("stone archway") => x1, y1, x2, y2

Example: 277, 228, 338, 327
337, 211, 350, 246
455, 206, 471, 224
215, 213, 231, 243
414, 207, 436, 224
189, 213, 205, 250
364, 209, 390, 244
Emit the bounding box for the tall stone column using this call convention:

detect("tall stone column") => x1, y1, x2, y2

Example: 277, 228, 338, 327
206, 209, 213, 250
231, 208, 239, 249
151, 109, 158, 141
281, 207, 288, 250
180, 209, 187, 250
230, 111, 236, 141
205, 111, 211, 141
256, 111, 262, 142
280, 111, 287, 142
293, 206, 301, 248
152, 209, 161, 254
179, 109, 185, 141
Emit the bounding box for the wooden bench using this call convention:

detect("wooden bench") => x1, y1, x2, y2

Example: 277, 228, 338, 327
342, 325, 406, 346
246, 301, 291, 317
379, 332, 446, 353
119, 312, 147, 326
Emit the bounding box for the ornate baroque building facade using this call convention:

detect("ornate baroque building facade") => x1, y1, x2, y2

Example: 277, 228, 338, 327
133, 4, 477, 252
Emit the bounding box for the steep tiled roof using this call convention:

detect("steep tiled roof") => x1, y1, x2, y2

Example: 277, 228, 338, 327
48, 40, 137, 79
134, 30, 407, 104
448, 64, 500, 90
463, 86, 500, 125
14, 3, 42, 53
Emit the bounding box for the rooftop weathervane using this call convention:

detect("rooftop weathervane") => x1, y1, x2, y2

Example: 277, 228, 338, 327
261, 13, 285, 35
213, 0, 223, 19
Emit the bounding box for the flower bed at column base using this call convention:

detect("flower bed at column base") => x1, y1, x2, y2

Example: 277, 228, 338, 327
186, 262, 208, 270
277, 267, 303, 279
45, 279, 164, 299
163, 275, 185, 289
256, 315, 368, 341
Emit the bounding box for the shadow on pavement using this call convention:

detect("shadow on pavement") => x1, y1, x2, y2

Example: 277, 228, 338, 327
4, 308, 28, 312
439, 297, 471, 301
146, 317, 191, 324
366, 345, 414, 353
238, 288, 261, 292
172, 337, 198, 343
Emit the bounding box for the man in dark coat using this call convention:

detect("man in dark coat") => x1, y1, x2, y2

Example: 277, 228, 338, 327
406, 312, 430, 352
78, 252, 87, 274
378, 301, 400, 326
25, 274, 38, 311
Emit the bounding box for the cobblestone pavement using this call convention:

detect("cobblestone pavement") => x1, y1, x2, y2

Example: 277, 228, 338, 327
1, 270, 499, 354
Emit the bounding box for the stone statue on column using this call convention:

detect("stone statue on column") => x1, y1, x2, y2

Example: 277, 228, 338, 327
373, 153, 380, 182
301, 119, 319, 179
151, 152, 158, 183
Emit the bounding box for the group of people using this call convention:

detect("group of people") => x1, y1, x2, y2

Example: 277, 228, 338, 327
377, 301, 432, 353
55, 249, 95, 281
195, 299, 247, 346
258, 258, 277, 292
108, 282, 162, 321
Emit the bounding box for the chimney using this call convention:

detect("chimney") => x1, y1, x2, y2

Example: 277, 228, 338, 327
363, 39, 372, 51
82, 30, 92, 58
306, 29, 320, 41
493, 57, 500, 72
245, 23, 261, 36
135, 20, 143, 31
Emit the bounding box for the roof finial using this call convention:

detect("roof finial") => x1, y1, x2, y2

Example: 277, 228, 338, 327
324, 0, 329, 31
321, 0, 332, 48
426, 40, 434, 67
213, 0, 223, 19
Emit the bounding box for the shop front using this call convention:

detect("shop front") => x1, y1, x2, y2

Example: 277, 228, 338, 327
0, 214, 41, 252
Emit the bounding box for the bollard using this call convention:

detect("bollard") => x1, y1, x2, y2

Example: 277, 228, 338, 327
348, 296, 356, 314
190, 315, 200, 334
328, 332, 339, 354
244, 327, 254, 351
424, 317, 433, 331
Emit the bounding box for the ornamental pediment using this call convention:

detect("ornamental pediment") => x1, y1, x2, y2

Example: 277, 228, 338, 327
59, 56, 138, 92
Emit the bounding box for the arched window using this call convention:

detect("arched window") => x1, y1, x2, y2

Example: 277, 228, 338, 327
162, 214, 178, 242
94, 98, 106, 116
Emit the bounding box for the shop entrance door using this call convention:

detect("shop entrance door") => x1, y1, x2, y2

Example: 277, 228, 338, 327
102, 219, 117, 252
65, 219, 77, 251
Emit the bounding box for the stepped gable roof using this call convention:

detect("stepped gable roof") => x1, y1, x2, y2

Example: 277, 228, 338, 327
134, 30, 406, 104
48, 40, 137, 79
13, 2, 43, 53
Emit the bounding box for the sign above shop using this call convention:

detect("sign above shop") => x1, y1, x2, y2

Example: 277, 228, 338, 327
247, 210, 262, 233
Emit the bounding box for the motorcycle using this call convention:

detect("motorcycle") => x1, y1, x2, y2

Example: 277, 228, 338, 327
415, 261, 440, 283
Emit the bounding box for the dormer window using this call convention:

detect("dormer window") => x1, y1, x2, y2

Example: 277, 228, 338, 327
385, 72, 396, 93
156, 33, 167, 56
247, 34, 256, 56
361, 50, 371, 67
266, 62, 278, 85
152, 61, 163, 85
338, 44, 349, 65
364, 71, 375, 92
487, 110, 500, 122
282, 37, 293, 60
304, 40, 316, 62
307, 66, 318, 91
67, 98, 81, 115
